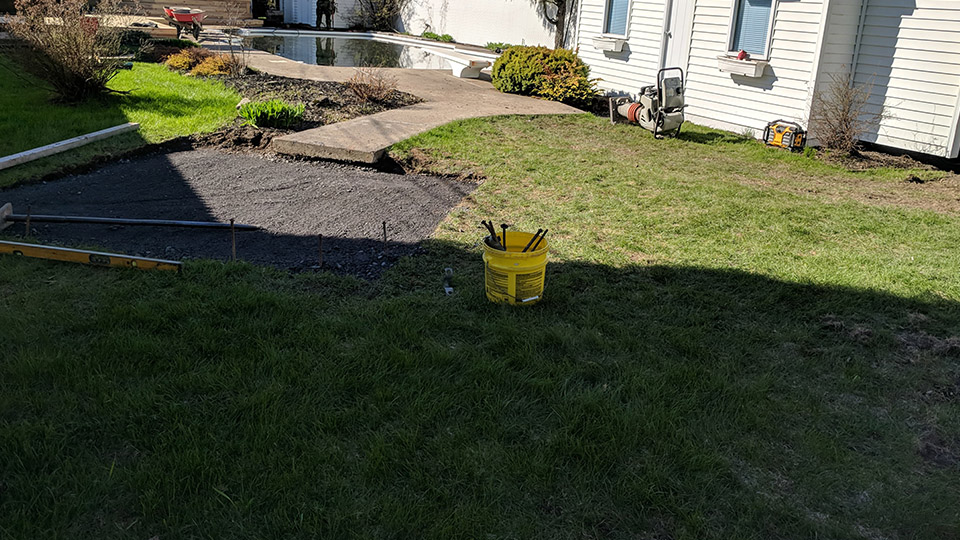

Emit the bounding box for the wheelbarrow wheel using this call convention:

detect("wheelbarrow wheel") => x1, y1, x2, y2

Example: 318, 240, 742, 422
191, 22, 201, 41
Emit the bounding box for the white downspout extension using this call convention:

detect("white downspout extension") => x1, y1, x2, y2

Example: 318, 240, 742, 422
946, 81, 960, 158
658, 0, 675, 70
850, 0, 869, 85
803, 0, 832, 142
572, 0, 585, 52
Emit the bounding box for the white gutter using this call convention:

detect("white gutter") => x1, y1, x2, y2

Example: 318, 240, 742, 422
946, 84, 960, 158
849, 0, 869, 84
802, 0, 833, 136
657, 0, 674, 70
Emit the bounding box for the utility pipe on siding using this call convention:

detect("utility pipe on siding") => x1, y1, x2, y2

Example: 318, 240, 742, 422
850, 0, 869, 85
658, 0, 675, 70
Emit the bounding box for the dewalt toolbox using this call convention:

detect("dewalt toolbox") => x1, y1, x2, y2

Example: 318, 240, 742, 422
763, 120, 806, 151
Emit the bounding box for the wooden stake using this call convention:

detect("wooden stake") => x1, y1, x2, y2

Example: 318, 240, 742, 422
230, 219, 236, 261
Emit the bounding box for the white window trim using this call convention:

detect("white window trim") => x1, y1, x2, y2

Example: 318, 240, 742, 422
601, 0, 633, 39
725, 0, 778, 61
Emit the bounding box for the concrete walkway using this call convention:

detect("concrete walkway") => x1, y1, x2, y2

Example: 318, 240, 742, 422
243, 49, 582, 163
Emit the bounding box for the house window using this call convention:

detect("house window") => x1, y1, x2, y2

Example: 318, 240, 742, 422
730, 0, 774, 57
604, 0, 629, 36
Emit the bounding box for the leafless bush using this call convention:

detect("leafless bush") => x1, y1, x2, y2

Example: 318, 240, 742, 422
346, 67, 398, 103
809, 69, 886, 156
3, 0, 136, 102
349, 0, 410, 31
220, 0, 249, 77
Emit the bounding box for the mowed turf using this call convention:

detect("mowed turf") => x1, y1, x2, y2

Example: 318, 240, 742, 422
0, 60, 239, 187
2, 115, 959, 539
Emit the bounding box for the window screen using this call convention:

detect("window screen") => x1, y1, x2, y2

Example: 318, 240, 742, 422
731, 0, 773, 56
604, 0, 629, 35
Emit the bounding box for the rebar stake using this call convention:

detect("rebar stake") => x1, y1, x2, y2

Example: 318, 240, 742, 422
318, 233, 323, 268
230, 219, 237, 261
24, 206, 31, 237
382, 221, 387, 251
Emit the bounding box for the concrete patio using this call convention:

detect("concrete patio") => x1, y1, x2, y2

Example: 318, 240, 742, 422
240, 48, 582, 163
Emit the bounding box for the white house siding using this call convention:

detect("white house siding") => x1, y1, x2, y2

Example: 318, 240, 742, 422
683, 0, 827, 137
284, 0, 360, 28
398, 0, 557, 47
574, 0, 668, 96
848, 0, 960, 157
283, 0, 557, 47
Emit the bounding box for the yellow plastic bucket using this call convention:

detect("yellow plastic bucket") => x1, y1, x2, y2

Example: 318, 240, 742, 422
482, 231, 549, 305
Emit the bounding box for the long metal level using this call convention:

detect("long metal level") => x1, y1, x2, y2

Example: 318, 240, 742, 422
4, 213, 259, 230
0, 240, 182, 271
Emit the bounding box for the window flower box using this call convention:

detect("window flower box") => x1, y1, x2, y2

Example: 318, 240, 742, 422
593, 36, 627, 52
717, 55, 768, 78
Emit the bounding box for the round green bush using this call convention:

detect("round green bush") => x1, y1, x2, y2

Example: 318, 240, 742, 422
491, 46, 598, 107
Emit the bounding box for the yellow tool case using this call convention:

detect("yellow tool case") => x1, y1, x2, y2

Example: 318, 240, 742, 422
763, 120, 806, 151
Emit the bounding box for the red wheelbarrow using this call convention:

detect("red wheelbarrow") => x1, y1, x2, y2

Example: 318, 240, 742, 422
161, 6, 206, 40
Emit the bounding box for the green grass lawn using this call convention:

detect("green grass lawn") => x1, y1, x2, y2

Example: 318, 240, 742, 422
2, 115, 959, 539
0, 60, 239, 187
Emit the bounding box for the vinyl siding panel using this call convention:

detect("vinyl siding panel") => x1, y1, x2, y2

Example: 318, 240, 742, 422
814, 0, 960, 156
575, 0, 669, 94
682, 0, 825, 136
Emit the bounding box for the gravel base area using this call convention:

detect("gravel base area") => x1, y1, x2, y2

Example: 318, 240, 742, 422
0, 149, 475, 277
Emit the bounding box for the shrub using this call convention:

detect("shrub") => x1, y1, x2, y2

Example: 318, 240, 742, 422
422, 31, 454, 43
135, 38, 199, 63
485, 42, 513, 52
491, 46, 598, 107
539, 64, 598, 108
239, 99, 305, 128
349, 0, 410, 31
119, 30, 152, 54
491, 46, 550, 95
165, 47, 213, 71
345, 67, 399, 103
809, 70, 886, 156
190, 55, 233, 76
3, 0, 131, 102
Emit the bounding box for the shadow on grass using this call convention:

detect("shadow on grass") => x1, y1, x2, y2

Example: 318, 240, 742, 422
677, 129, 754, 145
1, 144, 960, 539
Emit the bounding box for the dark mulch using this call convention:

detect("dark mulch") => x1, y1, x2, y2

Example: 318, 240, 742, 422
819, 149, 935, 172
228, 72, 419, 126
187, 72, 421, 151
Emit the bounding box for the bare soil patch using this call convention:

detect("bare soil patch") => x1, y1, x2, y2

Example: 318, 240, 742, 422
188, 72, 422, 152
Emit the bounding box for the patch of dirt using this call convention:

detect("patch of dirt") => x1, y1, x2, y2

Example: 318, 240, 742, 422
922, 377, 960, 404
0, 149, 476, 278
185, 72, 422, 153
896, 331, 960, 360
222, 71, 420, 129
918, 430, 959, 468
819, 315, 875, 345
819, 150, 934, 172
389, 148, 486, 183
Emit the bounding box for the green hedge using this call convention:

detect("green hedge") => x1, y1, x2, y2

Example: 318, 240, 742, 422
491, 46, 598, 108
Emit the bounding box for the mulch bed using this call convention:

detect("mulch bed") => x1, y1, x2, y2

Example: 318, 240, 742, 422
189, 72, 422, 151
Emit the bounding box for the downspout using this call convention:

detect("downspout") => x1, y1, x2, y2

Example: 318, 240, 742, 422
850, 0, 868, 84
572, 0, 585, 53
658, 0, 675, 70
